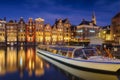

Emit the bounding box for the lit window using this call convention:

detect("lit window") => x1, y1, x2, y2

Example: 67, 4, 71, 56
76, 30, 83, 32
89, 30, 95, 33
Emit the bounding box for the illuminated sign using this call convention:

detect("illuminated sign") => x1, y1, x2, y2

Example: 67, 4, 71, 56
89, 30, 95, 32
76, 30, 83, 32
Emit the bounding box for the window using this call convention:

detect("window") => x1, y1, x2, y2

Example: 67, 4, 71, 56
84, 49, 96, 57
89, 30, 95, 33
74, 49, 83, 58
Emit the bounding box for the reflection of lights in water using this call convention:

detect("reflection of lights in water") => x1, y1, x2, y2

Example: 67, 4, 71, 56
0, 49, 6, 75
7, 47, 17, 73
20, 57, 23, 67
18, 47, 25, 70
29, 59, 32, 69
32, 61, 34, 69
18, 47, 25, 78
46, 63, 50, 69
27, 48, 35, 77
20, 72, 23, 78
35, 56, 45, 76
40, 62, 43, 68
0, 66, 1, 71
28, 59, 35, 70
29, 70, 32, 77
0, 47, 48, 77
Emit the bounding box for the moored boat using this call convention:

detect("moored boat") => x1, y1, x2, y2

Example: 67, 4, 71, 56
37, 45, 120, 74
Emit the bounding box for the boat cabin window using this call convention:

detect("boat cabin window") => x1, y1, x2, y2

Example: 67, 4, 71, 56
84, 49, 97, 57
52, 50, 57, 54
57, 50, 67, 56
73, 49, 84, 58
61, 51, 67, 56
66, 52, 73, 58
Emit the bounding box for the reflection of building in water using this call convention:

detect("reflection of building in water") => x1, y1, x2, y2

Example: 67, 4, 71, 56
18, 47, 26, 78
35, 55, 44, 76
0, 48, 6, 75
0, 47, 48, 77
6, 47, 17, 73
18, 47, 25, 70
26, 48, 35, 76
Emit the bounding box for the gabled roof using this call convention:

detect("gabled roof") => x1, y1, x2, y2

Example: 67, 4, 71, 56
79, 19, 97, 26
62, 18, 69, 24
102, 25, 110, 29
52, 24, 57, 29
79, 20, 91, 25
9, 20, 14, 23
113, 12, 120, 19
18, 17, 25, 24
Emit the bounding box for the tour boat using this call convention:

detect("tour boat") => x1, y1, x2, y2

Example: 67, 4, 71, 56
37, 45, 120, 74
37, 52, 118, 80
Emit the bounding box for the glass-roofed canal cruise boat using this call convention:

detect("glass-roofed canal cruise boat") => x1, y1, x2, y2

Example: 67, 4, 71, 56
37, 45, 120, 74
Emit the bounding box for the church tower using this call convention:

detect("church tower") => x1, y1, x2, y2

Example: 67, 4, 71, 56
92, 12, 96, 25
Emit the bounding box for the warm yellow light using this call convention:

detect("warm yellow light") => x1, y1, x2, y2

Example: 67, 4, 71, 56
103, 31, 106, 34
114, 34, 116, 37
106, 35, 111, 40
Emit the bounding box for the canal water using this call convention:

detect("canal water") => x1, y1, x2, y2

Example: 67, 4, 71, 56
0, 47, 120, 80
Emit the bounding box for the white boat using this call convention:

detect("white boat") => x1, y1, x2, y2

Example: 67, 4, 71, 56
37, 46, 120, 74
37, 52, 119, 80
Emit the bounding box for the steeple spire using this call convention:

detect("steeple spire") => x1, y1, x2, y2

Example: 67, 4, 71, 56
92, 11, 96, 25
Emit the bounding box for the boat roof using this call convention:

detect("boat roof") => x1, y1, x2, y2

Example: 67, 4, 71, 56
50, 46, 75, 52
82, 48, 96, 50
49, 46, 95, 52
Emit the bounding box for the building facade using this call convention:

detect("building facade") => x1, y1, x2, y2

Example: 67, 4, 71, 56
0, 19, 6, 45
51, 24, 57, 45
63, 19, 71, 44
0, 16, 100, 46
18, 17, 26, 45
98, 26, 111, 41
35, 18, 44, 44
44, 24, 52, 45
111, 12, 120, 44
6, 20, 18, 46
26, 18, 36, 45
56, 19, 64, 45
76, 13, 100, 44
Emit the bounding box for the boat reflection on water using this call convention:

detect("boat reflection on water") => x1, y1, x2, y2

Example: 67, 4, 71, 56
37, 52, 120, 80
0, 47, 49, 77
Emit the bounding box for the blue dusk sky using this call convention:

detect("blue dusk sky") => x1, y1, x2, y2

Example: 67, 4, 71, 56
0, 0, 120, 26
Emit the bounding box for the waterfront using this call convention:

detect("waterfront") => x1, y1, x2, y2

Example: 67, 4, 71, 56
0, 47, 120, 80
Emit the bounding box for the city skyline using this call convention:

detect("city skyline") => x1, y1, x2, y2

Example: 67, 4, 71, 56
0, 0, 120, 26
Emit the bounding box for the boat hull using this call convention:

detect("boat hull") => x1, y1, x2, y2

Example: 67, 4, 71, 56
37, 52, 118, 80
37, 49, 120, 74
